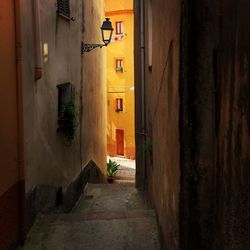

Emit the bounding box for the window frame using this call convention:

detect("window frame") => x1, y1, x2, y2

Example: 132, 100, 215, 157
115, 21, 123, 35
115, 59, 124, 73
116, 98, 123, 112
57, 82, 74, 121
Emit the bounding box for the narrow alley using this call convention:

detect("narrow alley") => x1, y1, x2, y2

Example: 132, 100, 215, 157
22, 183, 160, 250
0, 0, 249, 249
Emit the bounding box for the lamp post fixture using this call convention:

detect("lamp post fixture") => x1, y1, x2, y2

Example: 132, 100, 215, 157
81, 18, 113, 53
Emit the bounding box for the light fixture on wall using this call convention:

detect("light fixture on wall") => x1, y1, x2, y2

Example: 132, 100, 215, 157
81, 18, 113, 53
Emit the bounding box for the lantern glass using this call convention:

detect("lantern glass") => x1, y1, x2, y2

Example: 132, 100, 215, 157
101, 18, 113, 45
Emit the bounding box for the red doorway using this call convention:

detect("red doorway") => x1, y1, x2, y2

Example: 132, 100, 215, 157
116, 129, 124, 155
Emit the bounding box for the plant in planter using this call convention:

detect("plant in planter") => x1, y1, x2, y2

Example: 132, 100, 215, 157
116, 66, 123, 72
107, 159, 120, 183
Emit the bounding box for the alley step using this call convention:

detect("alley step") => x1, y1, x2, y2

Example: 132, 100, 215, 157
38, 209, 156, 223
23, 213, 160, 250
22, 183, 161, 250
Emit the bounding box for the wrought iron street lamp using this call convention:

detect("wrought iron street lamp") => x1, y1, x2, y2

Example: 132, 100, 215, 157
81, 18, 113, 53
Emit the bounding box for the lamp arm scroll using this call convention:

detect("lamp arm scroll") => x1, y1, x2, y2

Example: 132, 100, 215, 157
81, 18, 113, 54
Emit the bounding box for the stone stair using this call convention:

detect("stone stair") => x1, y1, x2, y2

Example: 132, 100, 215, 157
22, 184, 161, 250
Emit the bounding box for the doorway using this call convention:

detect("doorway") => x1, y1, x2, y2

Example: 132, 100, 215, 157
116, 129, 124, 155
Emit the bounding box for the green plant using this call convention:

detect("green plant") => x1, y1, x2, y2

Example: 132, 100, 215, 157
58, 101, 79, 142
107, 159, 120, 177
144, 140, 152, 153
116, 66, 123, 72
138, 140, 153, 154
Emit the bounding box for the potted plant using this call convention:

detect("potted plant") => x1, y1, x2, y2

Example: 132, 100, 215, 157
107, 159, 120, 183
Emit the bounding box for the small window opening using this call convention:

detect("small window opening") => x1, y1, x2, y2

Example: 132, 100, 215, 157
116, 59, 124, 72
57, 82, 74, 121
116, 98, 123, 112
115, 21, 124, 34
57, 0, 71, 20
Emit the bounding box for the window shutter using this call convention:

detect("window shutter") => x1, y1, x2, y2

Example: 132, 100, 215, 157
115, 21, 123, 34
57, 0, 71, 20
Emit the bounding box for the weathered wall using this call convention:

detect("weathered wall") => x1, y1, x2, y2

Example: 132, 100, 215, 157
21, 0, 106, 228
180, 0, 250, 249
81, 0, 107, 175
215, 0, 250, 248
136, 0, 249, 249
135, 0, 181, 249
179, 0, 219, 249
22, 0, 82, 210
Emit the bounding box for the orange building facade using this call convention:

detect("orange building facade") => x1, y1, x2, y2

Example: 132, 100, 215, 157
105, 0, 135, 159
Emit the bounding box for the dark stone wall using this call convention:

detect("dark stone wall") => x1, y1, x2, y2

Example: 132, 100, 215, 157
215, 0, 250, 248
180, 0, 219, 249
135, 0, 249, 249
180, 0, 250, 249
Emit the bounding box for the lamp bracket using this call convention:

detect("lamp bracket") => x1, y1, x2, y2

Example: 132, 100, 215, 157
81, 42, 106, 53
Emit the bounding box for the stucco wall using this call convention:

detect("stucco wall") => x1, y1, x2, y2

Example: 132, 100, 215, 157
22, 0, 82, 192
0, 1, 21, 248
135, 0, 181, 249
21, 0, 106, 224
81, 0, 107, 174
0, 0, 19, 198
106, 0, 135, 159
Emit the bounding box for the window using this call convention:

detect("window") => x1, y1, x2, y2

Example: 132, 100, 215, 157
57, 0, 71, 20
116, 59, 123, 72
57, 82, 74, 120
116, 98, 123, 112
115, 21, 123, 34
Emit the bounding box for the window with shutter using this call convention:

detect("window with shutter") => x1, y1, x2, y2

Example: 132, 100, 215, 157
116, 59, 124, 72
115, 21, 123, 34
57, 0, 71, 20
116, 98, 123, 112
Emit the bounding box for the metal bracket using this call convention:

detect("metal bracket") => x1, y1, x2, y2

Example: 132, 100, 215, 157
81, 42, 106, 53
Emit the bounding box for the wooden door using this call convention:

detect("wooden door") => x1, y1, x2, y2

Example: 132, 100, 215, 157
116, 129, 124, 155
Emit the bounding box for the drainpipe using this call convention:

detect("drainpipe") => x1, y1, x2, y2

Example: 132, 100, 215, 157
14, 0, 26, 243
33, 0, 43, 81
140, 0, 146, 186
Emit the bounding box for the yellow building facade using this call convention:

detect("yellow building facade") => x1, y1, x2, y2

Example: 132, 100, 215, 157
105, 0, 135, 159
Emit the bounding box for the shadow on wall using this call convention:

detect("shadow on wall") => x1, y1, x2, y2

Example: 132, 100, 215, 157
26, 160, 104, 228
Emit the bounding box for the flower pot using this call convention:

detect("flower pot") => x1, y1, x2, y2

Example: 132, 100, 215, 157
107, 177, 114, 183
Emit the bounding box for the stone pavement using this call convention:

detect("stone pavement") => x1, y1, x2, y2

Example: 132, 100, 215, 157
22, 184, 161, 250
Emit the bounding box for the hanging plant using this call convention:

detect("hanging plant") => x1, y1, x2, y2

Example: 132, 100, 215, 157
57, 100, 79, 143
